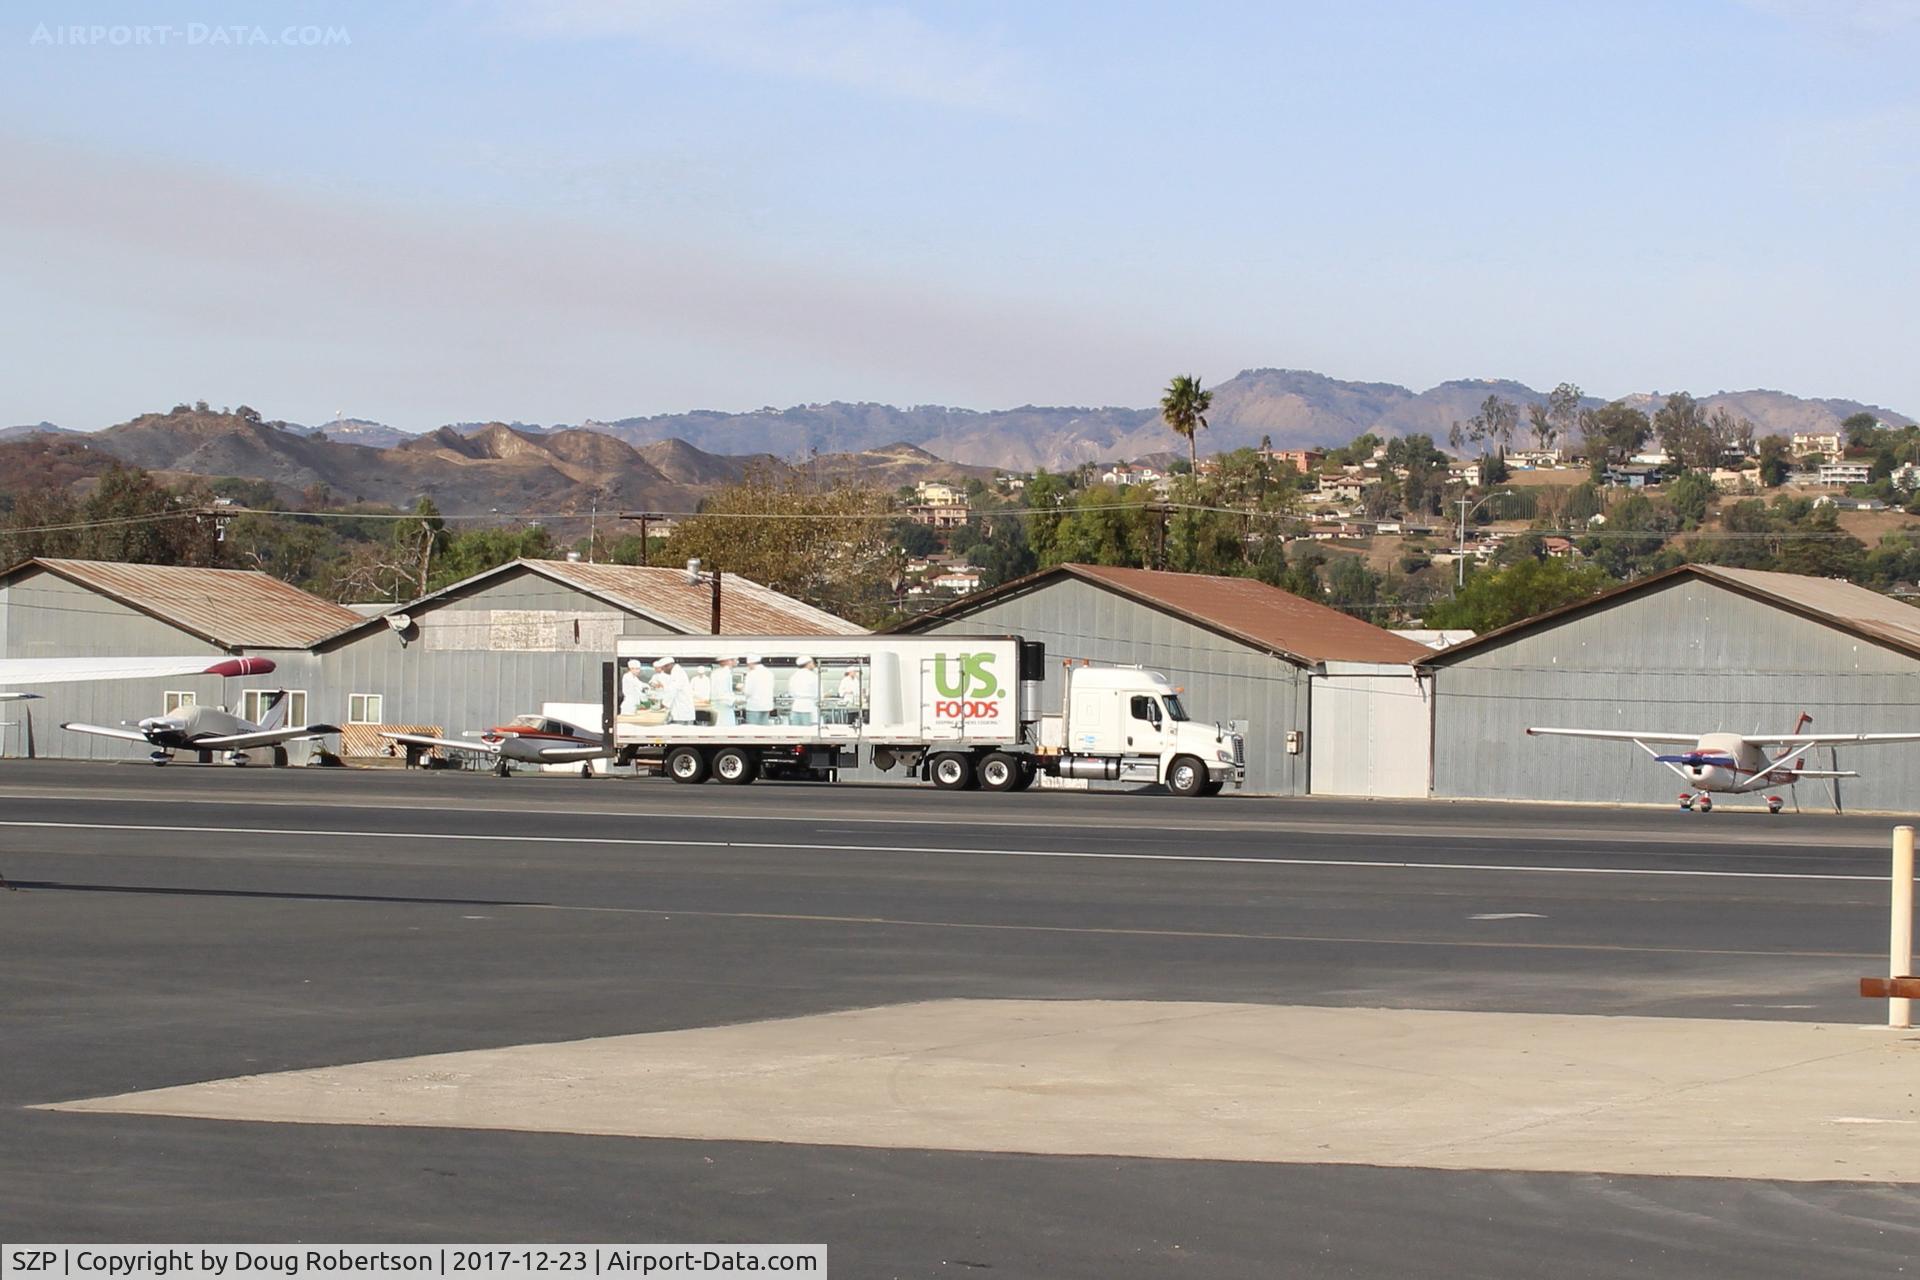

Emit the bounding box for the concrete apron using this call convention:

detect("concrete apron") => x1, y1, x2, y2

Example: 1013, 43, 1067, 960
41, 1001, 1920, 1182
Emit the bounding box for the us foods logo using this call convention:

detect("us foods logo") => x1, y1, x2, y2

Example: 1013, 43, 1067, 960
932, 652, 1003, 720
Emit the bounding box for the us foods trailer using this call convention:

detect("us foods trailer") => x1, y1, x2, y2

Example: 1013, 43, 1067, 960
601, 634, 1247, 796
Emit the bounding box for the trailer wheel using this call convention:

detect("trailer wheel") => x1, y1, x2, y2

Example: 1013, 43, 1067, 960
713, 746, 758, 784
929, 752, 975, 790
977, 752, 1021, 792
665, 746, 709, 784
1166, 755, 1207, 797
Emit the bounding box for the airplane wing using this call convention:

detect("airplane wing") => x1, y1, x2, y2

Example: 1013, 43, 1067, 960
191, 724, 342, 751
378, 731, 502, 757
62, 721, 154, 745
0, 692, 41, 703
1525, 727, 1700, 745
1742, 732, 1920, 746
0, 655, 276, 686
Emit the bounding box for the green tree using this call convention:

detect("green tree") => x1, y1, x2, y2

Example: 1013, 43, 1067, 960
1843, 411, 1880, 449
1755, 435, 1791, 487
1666, 471, 1716, 528
1324, 555, 1383, 618
1579, 402, 1652, 477
1160, 375, 1213, 474
665, 466, 900, 625
1423, 558, 1615, 632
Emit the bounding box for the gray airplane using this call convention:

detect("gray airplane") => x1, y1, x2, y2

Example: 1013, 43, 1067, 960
65, 688, 339, 765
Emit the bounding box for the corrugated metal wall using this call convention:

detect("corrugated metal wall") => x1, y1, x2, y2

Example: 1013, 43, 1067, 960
1430, 576, 1920, 812
902, 577, 1311, 795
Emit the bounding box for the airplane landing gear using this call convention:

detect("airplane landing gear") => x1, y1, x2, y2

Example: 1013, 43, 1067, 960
1766, 795, 1784, 814
228, 752, 250, 767
494, 757, 511, 778
150, 750, 173, 766
1696, 794, 1712, 812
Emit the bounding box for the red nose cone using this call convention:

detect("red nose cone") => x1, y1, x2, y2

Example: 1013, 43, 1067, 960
204, 656, 277, 677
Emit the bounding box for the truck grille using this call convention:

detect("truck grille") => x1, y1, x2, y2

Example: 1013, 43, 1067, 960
1233, 735, 1245, 765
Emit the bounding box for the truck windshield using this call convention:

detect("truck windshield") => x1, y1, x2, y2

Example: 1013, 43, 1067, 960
1162, 695, 1190, 721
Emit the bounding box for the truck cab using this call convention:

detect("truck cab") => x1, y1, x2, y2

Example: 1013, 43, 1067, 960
1043, 666, 1245, 795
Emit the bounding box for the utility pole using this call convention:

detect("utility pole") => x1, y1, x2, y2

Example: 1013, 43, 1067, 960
618, 511, 667, 566
686, 558, 722, 634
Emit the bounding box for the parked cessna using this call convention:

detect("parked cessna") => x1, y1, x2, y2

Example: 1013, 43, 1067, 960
65, 686, 339, 765
1526, 715, 1920, 812
380, 713, 609, 777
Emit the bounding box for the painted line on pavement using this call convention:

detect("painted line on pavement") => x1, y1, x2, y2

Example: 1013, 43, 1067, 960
0, 789, 1889, 850
0, 819, 1886, 882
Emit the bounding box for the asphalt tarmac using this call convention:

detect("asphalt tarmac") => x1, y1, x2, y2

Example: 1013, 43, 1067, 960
1, 762, 1915, 1278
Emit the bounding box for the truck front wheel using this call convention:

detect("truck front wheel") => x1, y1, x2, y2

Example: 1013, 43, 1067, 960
929, 752, 975, 790
977, 752, 1021, 792
665, 746, 709, 784
1166, 755, 1208, 797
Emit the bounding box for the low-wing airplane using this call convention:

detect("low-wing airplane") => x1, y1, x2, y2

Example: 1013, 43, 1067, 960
380, 712, 609, 777
65, 686, 339, 766
1526, 714, 1920, 812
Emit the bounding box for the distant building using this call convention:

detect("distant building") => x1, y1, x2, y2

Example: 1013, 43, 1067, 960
1447, 462, 1482, 487
928, 570, 983, 595
1541, 536, 1577, 558
905, 501, 971, 529
1319, 475, 1367, 502
913, 481, 966, 506
1791, 431, 1845, 462
1892, 462, 1920, 492
1603, 464, 1665, 489
1818, 461, 1872, 486
1100, 464, 1165, 487
1264, 448, 1325, 474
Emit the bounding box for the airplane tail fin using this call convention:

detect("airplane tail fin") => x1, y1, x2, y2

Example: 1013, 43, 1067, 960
257, 689, 291, 730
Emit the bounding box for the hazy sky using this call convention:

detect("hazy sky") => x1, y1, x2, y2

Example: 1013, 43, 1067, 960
5, 0, 1917, 430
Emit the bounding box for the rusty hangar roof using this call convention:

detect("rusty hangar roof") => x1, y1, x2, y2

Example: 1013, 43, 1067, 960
320, 558, 864, 645
532, 560, 865, 636
893, 563, 1431, 667
1417, 563, 1920, 667
1, 557, 364, 651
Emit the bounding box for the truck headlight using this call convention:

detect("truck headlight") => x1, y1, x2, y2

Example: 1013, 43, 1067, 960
1215, 748, 1234, 762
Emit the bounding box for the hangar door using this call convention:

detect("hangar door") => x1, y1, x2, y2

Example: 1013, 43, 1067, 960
1309, 662, 1432, 797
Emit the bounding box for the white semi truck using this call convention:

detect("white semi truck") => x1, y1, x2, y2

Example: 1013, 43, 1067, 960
601, 634, 1246, 796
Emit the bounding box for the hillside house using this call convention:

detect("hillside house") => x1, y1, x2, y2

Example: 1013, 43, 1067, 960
1263, 448, 1325, 474
1818, 461, 1872, 486
913, 481, 966, 505
1791, 431, 1844, 461
905, 500, 971, 529
1319, 475, 1367, 503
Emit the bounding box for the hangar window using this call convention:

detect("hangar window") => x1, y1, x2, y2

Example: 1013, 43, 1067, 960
162, 691, 196, 714
349, 693, 384, 724
241, 689, 307, 725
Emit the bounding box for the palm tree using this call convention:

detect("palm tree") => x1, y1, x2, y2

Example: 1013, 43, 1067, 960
1161, 375, 1213, 475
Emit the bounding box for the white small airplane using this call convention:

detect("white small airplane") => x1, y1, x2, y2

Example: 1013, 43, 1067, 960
380, 713, 609, 778
65, 687, 339, 766
1526, 714, 1920, 812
